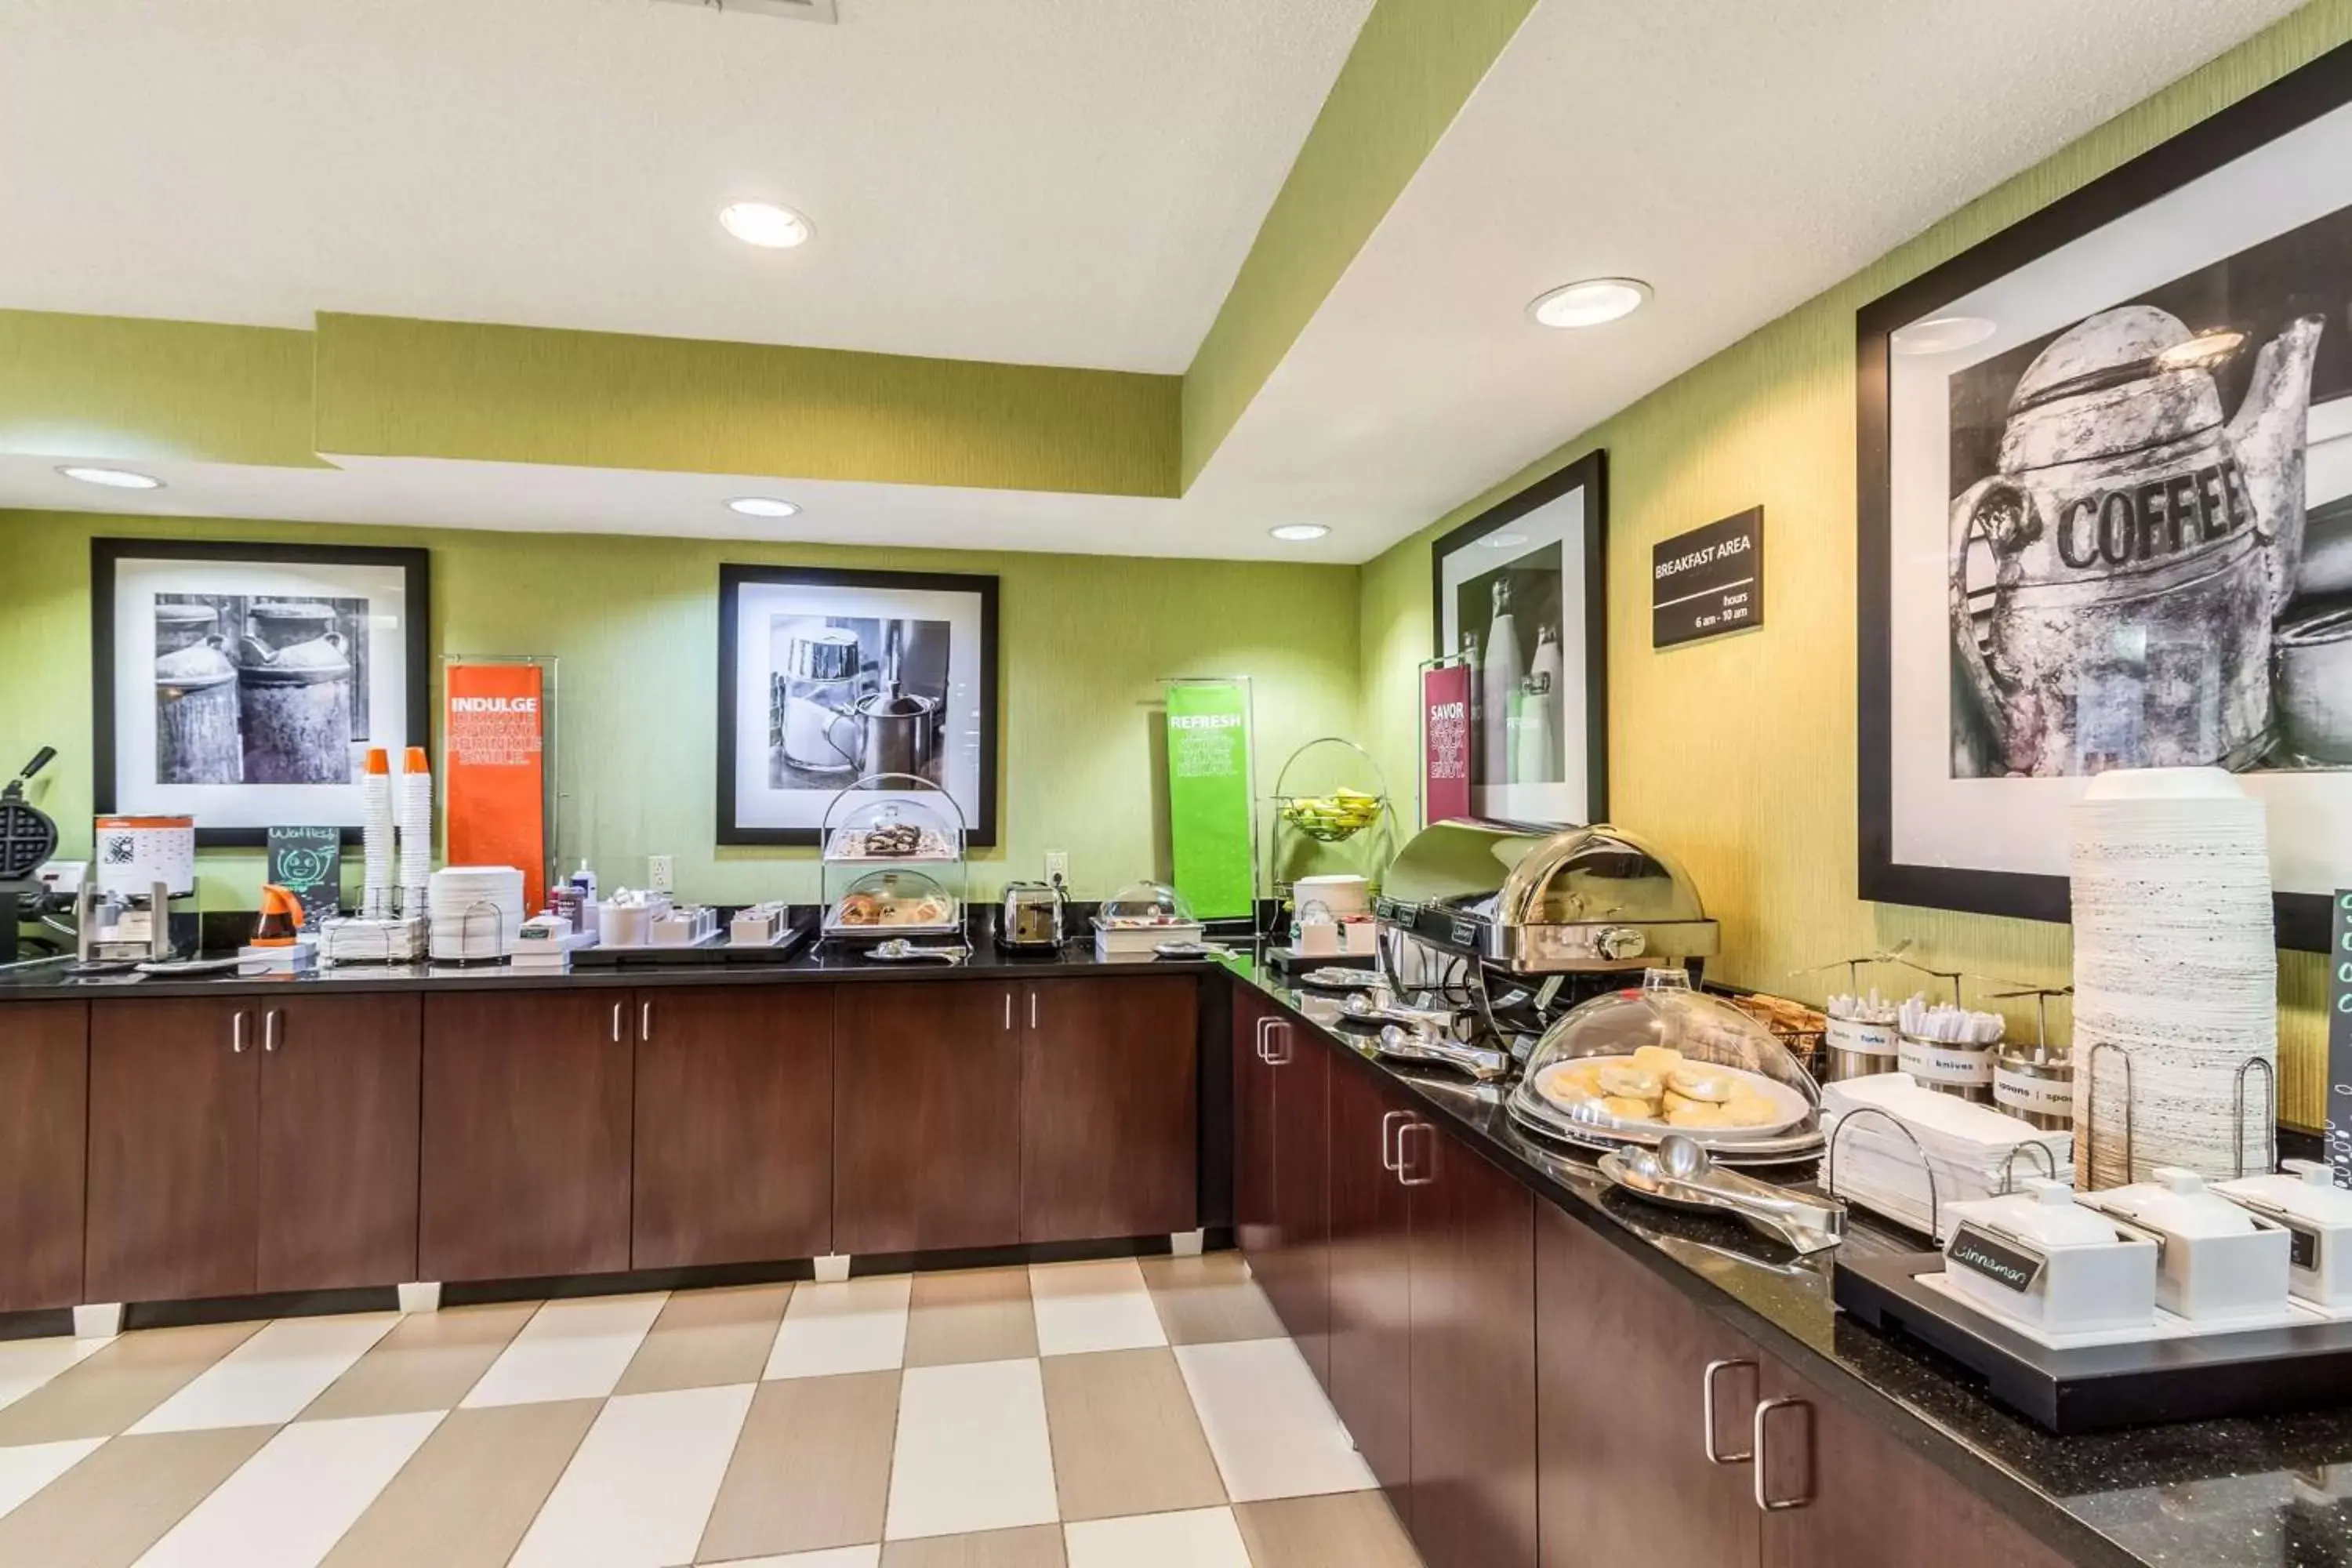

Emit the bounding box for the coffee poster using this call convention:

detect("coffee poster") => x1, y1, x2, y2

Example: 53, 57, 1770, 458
1862, 56, 2352, 947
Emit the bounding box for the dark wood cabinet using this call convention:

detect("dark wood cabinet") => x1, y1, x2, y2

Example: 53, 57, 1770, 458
420, 990, 633, 1282
1019, 977, 1198, 1243
633, 985, 834, 1269
0, 1002, 87, 1312
254, 995, 420, 1294
1755, 1355, 2073, 1568
1232, 989, 1279, 1261
1325, 1054, 1415, 1507
1536, 1196, 1759, 1568
834, 981, 1022, 1254
1254, 1009, 1330, 1383
86, 998, 261, 1304
1405, 1113, 1537, 1568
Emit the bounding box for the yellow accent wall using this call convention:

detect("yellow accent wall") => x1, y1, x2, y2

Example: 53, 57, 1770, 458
1359, 0, 2352, 1127
1179, 0, 1537, 487
1, 510, 1359, 913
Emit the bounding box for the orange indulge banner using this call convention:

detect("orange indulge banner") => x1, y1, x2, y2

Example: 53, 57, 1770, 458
445, 662, 547, 911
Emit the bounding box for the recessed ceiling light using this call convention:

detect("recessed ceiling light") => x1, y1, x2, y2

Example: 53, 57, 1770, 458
1481, 532, 1529, 549
1528, 278, 1651, 329
1891, 315, 1998, 355
56, 465, 162, 490
1269, 524, 1330, 542
718, 201, 812, 249
728, 496, 801, 518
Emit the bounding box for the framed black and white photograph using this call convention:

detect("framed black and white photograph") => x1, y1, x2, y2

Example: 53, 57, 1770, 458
717, 564, 998, 845
1859, 42, 2352, 951
93, 539, 431, 847
1431, 448, 1607, 826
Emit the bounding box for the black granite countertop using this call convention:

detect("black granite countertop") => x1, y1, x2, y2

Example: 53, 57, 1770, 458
1228, 960, 2352, 1568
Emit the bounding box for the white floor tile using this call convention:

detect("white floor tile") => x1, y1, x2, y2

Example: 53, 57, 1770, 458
884, 1359, 1058, 1541
1174, 1338, 1376, 1503
0, 1337, 107, 1417
461, 1293, 668, 1409
1065, 1507, 1251, 1568
681, 1550, 880, 1568
0, 1437, 102, 1521
133, 1410, 442, 1568
1029, 1259, 1167, 1356
762, 1276, 909, 1381
130, 1314, 401, 1434
510, 1383, 753, 1568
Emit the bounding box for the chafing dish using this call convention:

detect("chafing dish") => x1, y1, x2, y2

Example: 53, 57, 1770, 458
1374, 819, 1718, 974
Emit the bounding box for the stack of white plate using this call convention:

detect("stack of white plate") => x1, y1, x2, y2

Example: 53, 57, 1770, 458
2068, 768, 2277, 1189
428, 866, 526, 961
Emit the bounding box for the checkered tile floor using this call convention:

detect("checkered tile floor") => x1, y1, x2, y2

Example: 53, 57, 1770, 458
0, 1253, 1421, 1567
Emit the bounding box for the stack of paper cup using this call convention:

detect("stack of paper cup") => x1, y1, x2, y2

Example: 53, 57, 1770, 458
361, 748, 395, 920
397, 746, 433, 917
2069, 767, 2278, 1189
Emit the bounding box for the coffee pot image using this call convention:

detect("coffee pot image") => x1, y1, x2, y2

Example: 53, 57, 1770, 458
1950, 304, 2322, 776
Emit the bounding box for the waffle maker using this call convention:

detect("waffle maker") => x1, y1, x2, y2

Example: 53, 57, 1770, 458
0, 748, 59, 965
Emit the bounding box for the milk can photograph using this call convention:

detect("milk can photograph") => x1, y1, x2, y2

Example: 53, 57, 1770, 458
93, 539, 430, 844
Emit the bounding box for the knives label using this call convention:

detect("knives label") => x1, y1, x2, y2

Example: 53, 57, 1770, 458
1945, 1221, 2045, 1294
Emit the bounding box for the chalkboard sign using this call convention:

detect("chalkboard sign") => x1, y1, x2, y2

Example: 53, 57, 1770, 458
2331, 891, 2352, 1188
266, 826, 341, 927
1652, 507, 1762, 648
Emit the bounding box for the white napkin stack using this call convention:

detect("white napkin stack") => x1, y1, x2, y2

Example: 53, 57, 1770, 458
1823, 1073, 2074, 1242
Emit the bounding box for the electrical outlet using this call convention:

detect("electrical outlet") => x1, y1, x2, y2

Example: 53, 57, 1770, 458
1044, 850, 1069, 887
648, 855, 675, 894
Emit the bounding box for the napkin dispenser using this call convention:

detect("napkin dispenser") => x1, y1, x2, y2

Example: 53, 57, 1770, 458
2085, 1167, 2292, 1323
1940, 1179, 2157, 1336
2216, 1160, 2352, 1310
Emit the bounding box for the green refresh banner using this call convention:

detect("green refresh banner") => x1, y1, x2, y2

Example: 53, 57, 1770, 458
1164, 681, 1254, 920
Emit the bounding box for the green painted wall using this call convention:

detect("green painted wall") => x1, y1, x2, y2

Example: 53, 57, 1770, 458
1178, 0, 1537, 487
1359, 0, 2352, 1127
2, 510, 1359, 913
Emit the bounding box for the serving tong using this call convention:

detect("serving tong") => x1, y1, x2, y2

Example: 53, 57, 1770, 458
1600, 1134, 1846, 1255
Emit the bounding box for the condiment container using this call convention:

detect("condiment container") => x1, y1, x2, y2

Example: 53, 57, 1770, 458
1940, 1178, 2156, 1336
1897, 1031, 1995, 1103
2089, 1167, 2292, 1323
2216, 1160, 2352, 1311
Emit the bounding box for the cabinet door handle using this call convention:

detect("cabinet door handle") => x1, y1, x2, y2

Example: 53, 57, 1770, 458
1029, 991, 1038, 1030
1004, 992, 1013, 1031
230, 1011, 247, 1054
1254, 1016, 1276, 1063
1751, 1397, 1814, 1512
641, 1000, 653, 1041
612, 1001, 624, 1043
1396, 1120, 1436, 1187
1381, 1109, 1410, 1173
263, 1009, 281, 1053
1265, 1021, 1291, 1067
1701, 1359, 1756, 1465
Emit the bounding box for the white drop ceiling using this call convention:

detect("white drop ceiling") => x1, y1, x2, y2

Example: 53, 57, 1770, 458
0, 0, 2310, 561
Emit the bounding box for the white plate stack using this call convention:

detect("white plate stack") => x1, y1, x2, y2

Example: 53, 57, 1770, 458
2068, 768, 2277, 1189
429, 866, 526, 961
1821, 1073, 2074, 1241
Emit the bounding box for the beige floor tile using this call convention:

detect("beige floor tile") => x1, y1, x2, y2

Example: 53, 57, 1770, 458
617, 1284, 793, 1396
1138, 1254, 1286, 1346
1040, 1348, 1225, 1522
0, 1426, 272, 1567
880, 1524, 1065, 1568
0, 1323, 263, 1447
318, 1399, 598, 1568
300, 1302, 540, 1421
904, 1269, 1036, 1368
1232, 1492, 1422, 1568
697, 1370, 900, 1562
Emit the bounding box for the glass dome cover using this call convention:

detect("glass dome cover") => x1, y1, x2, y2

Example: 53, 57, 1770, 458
1512, 968, 1820, 1149
1096, 880, 1196, 928
827, 867, 958, 931
825, 792, 960, 861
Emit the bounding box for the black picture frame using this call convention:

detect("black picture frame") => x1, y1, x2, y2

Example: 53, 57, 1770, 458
1857, 42, 2352, 954
717, 563, 1000, 847
1429, 448, 1609, 825
92, 537, 434, 849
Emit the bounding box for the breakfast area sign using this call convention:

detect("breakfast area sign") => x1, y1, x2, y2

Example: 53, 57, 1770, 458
1652, 508, 1764, 648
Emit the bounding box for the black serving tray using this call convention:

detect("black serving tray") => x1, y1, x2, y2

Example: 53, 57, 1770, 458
1836, 1250, 2352, 1433
569, 920, 814, 968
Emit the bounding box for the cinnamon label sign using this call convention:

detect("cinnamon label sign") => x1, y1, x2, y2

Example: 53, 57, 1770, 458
1653, 508, 1763, 648
1946, 1221, 2046, 1294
